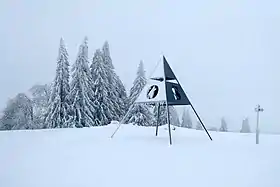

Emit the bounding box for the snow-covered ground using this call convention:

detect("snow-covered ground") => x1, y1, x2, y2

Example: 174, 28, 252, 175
0, 124, 279, 187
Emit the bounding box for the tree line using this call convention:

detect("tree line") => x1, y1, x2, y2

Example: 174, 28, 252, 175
0, 37, 170, 130
194, 116, 251, 133
0, 38, 127, 129
0, 37, 251, 133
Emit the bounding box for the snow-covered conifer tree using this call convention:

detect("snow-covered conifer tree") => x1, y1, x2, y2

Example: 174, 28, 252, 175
101, 41, 127, 119
90, 49, 116, 126
0, 93, 34, 130
125, 61, 154, 126
153, 104, 179, 127
219, 117, 228, 132
196, 121, 203, 130
126, 103, 155, 126
114, 74, 128, 117
69, 37, 95, 128
29, 83, 51, 128
45, 38, 73, 128
128, 60, 146, 106
169, 106, 180, 126
181, 108, 192, 128
153, 103, 167, 126
102, 41, 114, 69
240, 118, 251, 133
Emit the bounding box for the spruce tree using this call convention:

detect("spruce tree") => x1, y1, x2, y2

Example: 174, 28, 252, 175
45, 38, 72, 128
181, 108, 192, 128
128, 60, 146, 106
219, 117, 228, 132
125, 61, 154, 126
196, 121, 203, 130
69, 37, 95, 128
29, 83, 51, 128
153, 103, 167, 126
0, 93, 34, 130
127, 103, 155, 126
114, 74, 128, 117
102, 41, 114, 69
169, 106, 180, 126
90, 49, 116, 126
240, 118, 251, 133
102, 41, 127, 119
153, 104, 179, 128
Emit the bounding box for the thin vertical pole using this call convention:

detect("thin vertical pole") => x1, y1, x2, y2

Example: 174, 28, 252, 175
190, 104, 212, 141
255, 104, 263, 144
163, 56, 172, 145
166, 102, 172, 145
256, 109, 260, 144
155, 103, 161, 136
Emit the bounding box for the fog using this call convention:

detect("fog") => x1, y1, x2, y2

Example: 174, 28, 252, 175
0, 0, 279, 132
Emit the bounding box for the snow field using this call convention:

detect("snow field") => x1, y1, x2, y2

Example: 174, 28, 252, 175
0, 124, 279, 187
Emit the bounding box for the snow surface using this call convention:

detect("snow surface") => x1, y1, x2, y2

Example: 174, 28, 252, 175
0, 124, 279, 187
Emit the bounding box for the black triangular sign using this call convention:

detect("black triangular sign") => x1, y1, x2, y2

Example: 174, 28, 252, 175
163, 56, 191, 106
163, 56, 176, 80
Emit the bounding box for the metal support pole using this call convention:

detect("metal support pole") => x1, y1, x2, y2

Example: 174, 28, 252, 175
256, 110, 260, 144
255, 104, 264, 145
155, 103, 161, 136
166, 102, 172, 145
190, 104, 212, 141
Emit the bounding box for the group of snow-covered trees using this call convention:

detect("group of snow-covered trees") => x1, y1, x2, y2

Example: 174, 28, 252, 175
0, 37, 253, 132
44, 37, 129, 128
0, 37, 179, 130
0, 38, 128, 130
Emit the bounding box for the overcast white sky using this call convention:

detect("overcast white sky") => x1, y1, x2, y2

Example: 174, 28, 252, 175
0, 0, 279, 132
